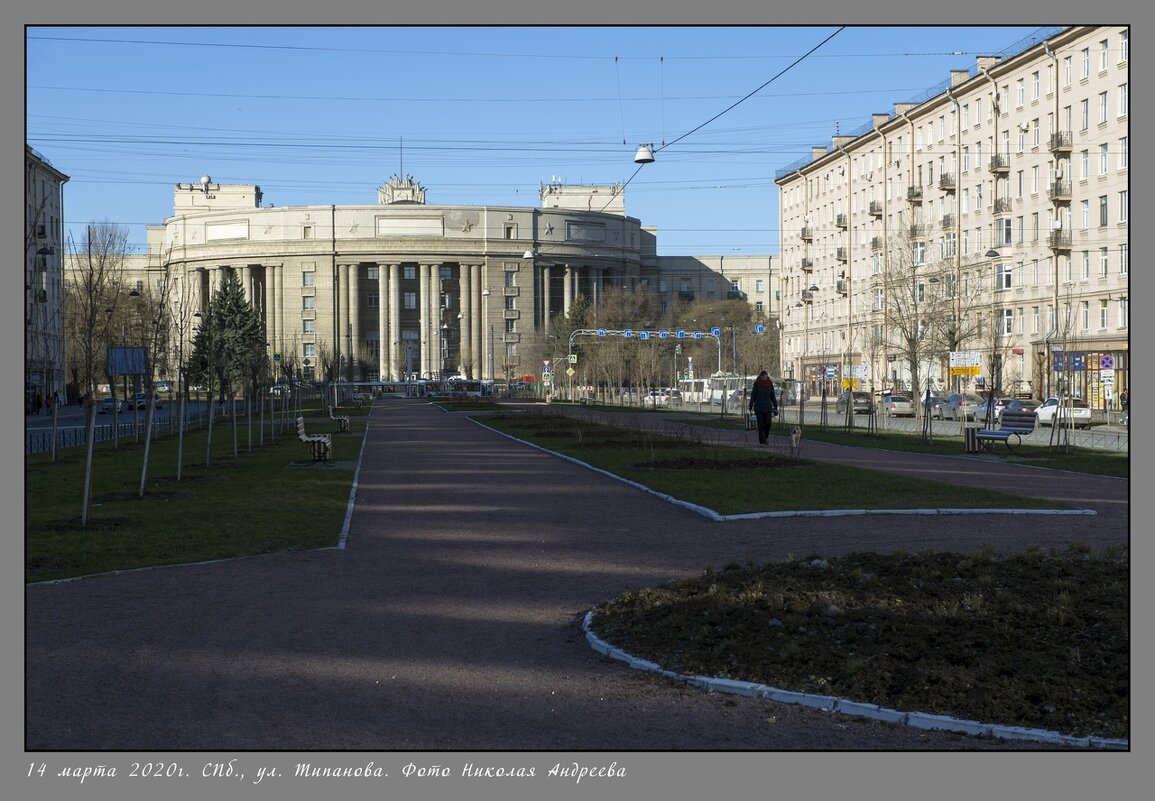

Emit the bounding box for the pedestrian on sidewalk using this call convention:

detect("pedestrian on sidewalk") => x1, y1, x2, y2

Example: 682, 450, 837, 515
748, 371, 779, 446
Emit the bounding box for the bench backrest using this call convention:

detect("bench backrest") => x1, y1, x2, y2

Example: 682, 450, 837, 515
1000, 410, 1037, 430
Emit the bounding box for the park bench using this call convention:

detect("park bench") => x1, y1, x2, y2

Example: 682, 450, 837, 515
296, 416, 332, 461
328, 405, 350, 433
974, 409, 1037, 454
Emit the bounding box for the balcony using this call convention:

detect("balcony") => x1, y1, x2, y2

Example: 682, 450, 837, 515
908, 224, 926, 239
1048, 131, 1073, 153
726, 289, 748, 301
938, 173, 957, 191
677, 291, 695, 302
800, 226, 814, 241
1048, 180, 1072, 202
871, 236, 883, 252
1048, 230, 1072, 250
800, 257, 814, 272
994, 197, 1013, 215
868, 200, 883, 217
836, 213, 848, 229
941, 213, 956, 230
989, 153, 1010, 174
836, 279, 849, 296
907, 186, 923, 203
800, 290, 815, 302
836, 247, 848, 262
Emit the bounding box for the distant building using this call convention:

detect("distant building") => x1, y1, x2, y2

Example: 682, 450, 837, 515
103, 175, 779, 385
25, 145, 69, 407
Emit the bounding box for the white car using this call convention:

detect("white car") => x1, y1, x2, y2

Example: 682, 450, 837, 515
1035, 397, 1093, 429
642, 390, 670, 407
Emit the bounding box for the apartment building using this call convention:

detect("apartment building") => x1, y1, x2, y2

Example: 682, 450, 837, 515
25, 146, 69, 408
775, 26, 1128, 408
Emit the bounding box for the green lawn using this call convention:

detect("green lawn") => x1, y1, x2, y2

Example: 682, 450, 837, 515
478, 412, 1072, 515
26, 411, 361, 583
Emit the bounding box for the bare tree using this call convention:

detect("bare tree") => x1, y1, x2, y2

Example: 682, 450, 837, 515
63, 221, 130, 526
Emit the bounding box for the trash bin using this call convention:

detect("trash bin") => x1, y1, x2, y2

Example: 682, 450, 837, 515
964, 426, 978, 453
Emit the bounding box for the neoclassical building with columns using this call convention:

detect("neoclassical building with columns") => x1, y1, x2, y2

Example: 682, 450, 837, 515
119, 175, 778, 384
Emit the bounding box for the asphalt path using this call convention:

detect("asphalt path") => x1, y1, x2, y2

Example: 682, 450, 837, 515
24, 399, 1129, 751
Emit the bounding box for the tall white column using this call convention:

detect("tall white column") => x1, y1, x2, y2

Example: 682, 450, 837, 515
458, 264, 472, 377
377, 263, 389, 381
389, 263, 402, 380
563, 263, 574, 317
347, 263, 360, 381
419, 263, 433, 377
471, 263, 484, 380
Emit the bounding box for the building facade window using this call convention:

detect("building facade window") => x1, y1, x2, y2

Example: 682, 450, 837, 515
1099, 195, 1108, 227
996, 262, 1013, 290
999, 308, 1013, 335
1100, 247, 1109, 276
302, 295, 316, 311
302, 271, 314, 287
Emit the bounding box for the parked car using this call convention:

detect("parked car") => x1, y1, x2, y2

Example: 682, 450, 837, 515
881, 393, 915, 417
129, 392, 162, 410
998, 398, 1043, 421
154, 380, 173, 393
941, 393, 982, 421
642, 389, 670, 408
973, 396, 1009, 423
923, 394, 946, 419
1035, 397, 1093, 429
835, 390, 874, 415
98, 396, 125, 414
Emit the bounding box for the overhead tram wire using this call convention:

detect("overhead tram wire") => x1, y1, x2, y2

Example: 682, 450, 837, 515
598, 26, 846, 213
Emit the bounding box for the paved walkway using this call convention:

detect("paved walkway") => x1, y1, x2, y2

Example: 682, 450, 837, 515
24, 399, 1128, 751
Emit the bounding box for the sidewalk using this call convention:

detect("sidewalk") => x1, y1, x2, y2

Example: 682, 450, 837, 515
24, 399, 1128, 751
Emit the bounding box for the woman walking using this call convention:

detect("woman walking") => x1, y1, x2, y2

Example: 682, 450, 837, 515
748, 371, 779, 446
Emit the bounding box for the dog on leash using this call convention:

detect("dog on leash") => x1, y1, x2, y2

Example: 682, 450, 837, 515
789, 425, 802, 460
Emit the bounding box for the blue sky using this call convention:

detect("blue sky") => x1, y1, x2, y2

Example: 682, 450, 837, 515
27, 25, 1048, 257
